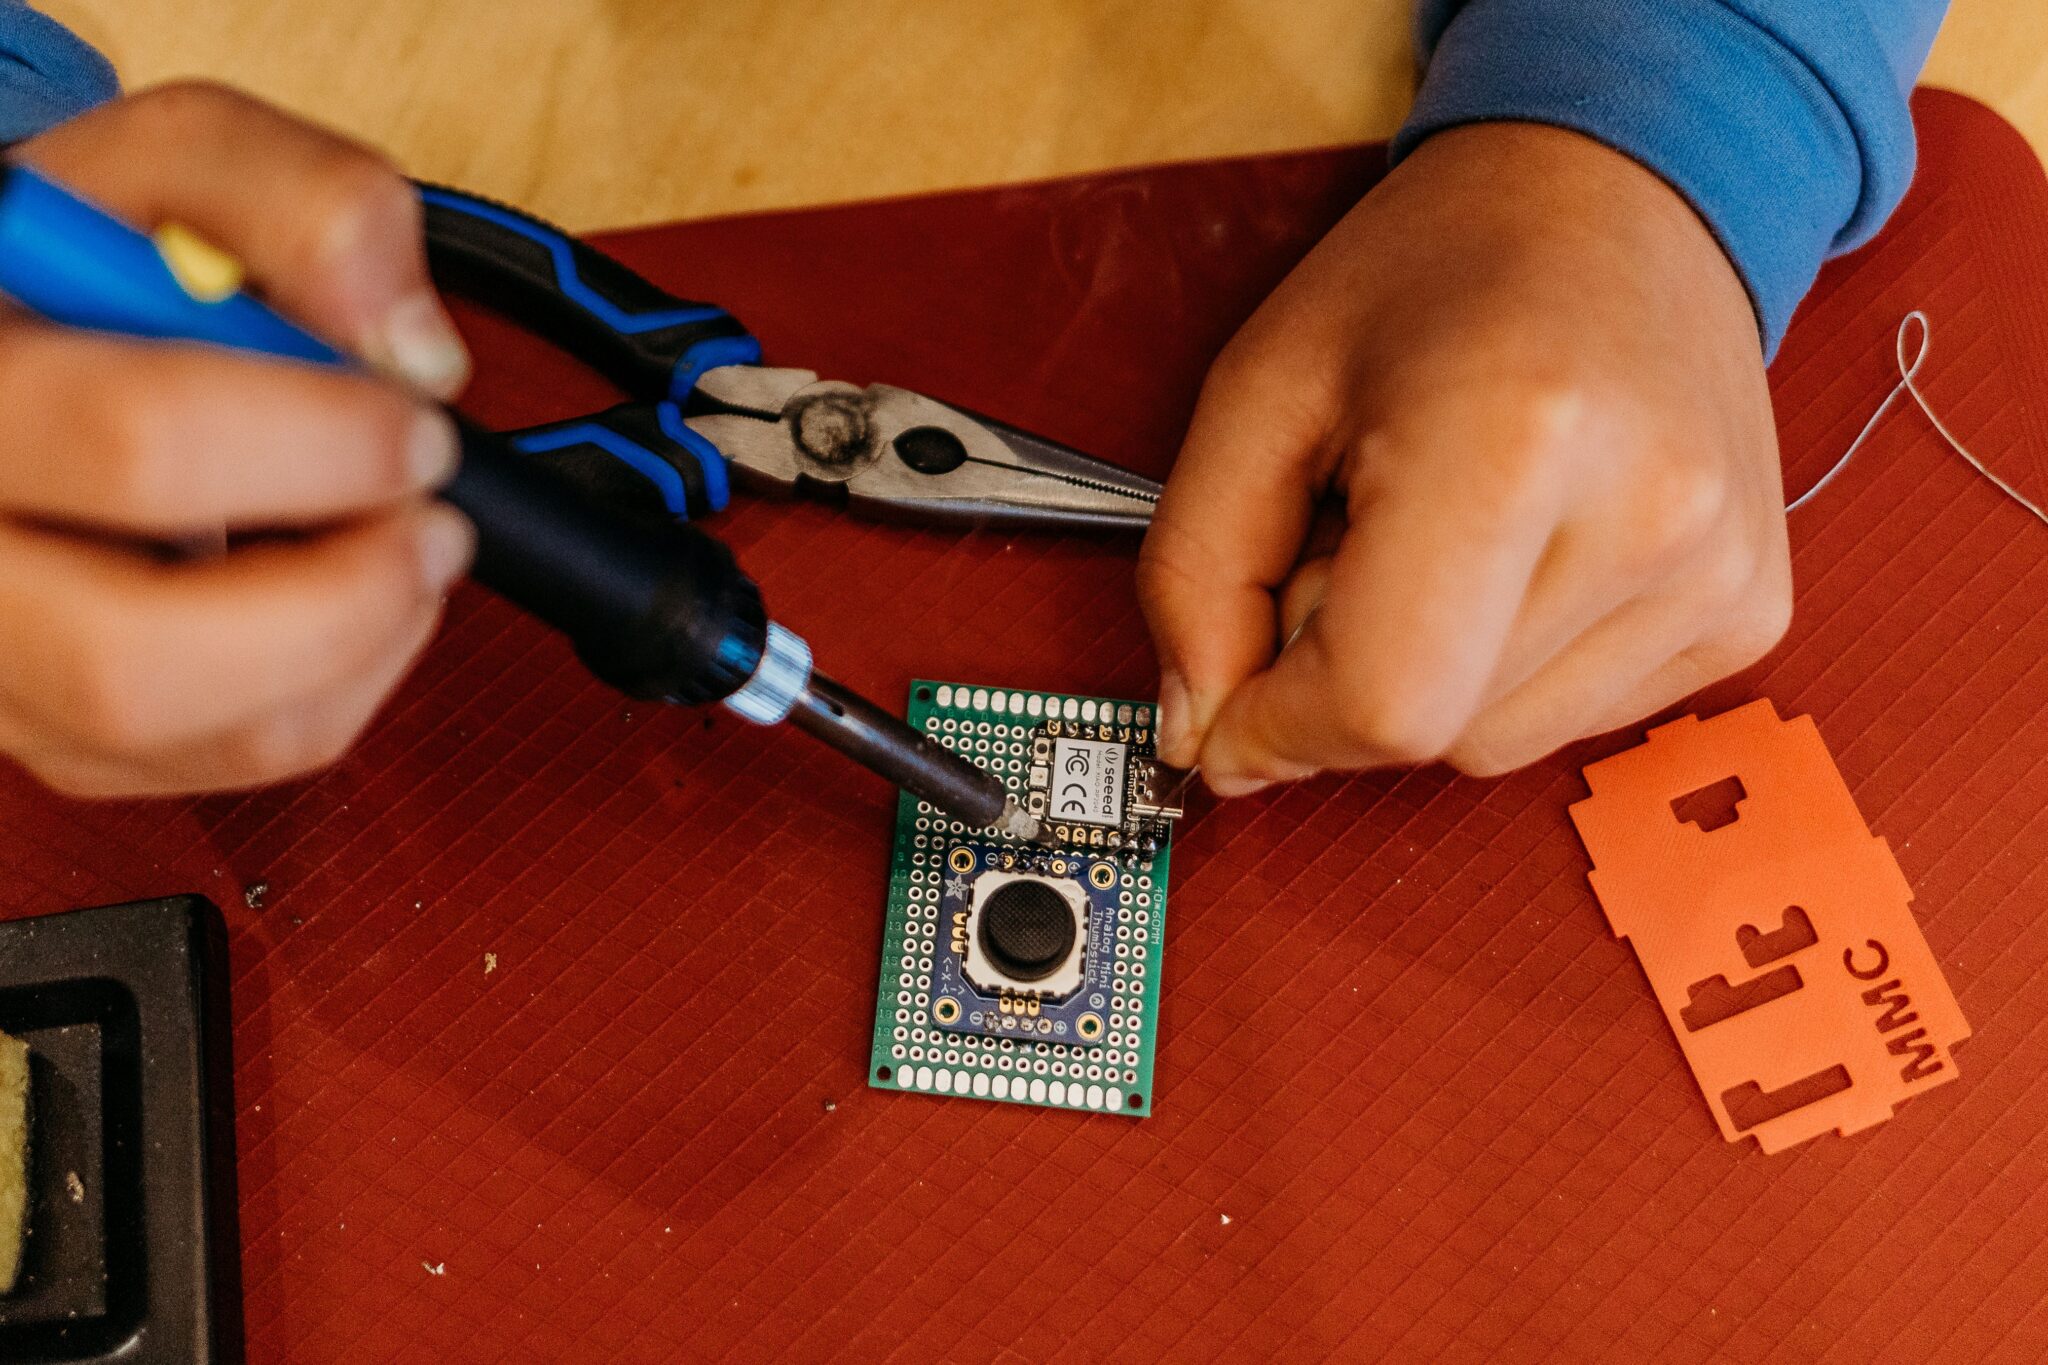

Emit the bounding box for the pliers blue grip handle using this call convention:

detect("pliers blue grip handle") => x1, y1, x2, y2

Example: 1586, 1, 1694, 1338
419, 184, 762, 522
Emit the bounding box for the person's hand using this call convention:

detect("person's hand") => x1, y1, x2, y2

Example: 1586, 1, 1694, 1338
0, 82, 474, 797
1139, 122, 1792, 793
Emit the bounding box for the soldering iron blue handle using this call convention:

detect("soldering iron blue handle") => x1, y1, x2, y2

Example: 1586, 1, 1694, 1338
0, 161, 771, 707
0, 163, 346, 364
0, 166, 725, 526
417, 183, 762, 401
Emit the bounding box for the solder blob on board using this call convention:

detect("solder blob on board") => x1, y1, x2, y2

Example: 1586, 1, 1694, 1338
869, 682, 1177, 1115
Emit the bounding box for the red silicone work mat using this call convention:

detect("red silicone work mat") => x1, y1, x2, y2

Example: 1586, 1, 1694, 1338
0, 88, 2042, 1362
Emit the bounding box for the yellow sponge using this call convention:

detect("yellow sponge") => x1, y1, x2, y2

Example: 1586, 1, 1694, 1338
0, 1031, 27, 1292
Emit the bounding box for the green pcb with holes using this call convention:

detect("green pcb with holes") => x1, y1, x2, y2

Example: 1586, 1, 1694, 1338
868, 681, 1174, 1116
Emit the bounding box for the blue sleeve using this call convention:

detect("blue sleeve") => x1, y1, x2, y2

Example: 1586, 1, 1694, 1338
0, 2, 116, 144
1397, 1, 1949, 356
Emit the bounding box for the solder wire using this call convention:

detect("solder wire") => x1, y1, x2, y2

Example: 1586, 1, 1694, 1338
1159, 611, 1314, 809
1788, 311, 2047, 523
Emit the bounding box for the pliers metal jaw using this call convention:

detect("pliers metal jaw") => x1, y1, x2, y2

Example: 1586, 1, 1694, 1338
690, 366, 1159, 530
419, 184, 1158, 534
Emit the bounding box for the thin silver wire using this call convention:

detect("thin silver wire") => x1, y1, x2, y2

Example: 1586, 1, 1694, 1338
1788, 310, 2047, 522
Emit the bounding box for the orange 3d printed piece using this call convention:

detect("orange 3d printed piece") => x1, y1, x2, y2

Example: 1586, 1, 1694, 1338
1569, 700, 1968, 1154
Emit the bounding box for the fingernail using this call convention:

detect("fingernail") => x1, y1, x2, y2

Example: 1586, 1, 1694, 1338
1156, 671, 1193, 763
1206, 773, 1276, 799
380, 293, 471, 398
406, 407, 460, 488
415, 506, 475, 592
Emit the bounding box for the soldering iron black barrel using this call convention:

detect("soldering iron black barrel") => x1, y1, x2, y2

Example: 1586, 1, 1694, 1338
446, 418, 767, 704
788, 674, 1018, 830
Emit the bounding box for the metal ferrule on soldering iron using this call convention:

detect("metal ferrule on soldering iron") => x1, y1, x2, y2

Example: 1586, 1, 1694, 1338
0, 161, 1042, 843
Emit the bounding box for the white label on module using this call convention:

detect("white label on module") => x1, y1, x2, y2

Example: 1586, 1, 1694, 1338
1050, 739, 1127, 827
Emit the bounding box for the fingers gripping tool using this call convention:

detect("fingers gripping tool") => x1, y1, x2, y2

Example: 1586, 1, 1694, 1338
0, 165, 1153, 836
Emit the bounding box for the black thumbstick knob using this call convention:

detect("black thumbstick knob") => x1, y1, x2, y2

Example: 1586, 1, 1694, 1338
977, 879, 1076, 982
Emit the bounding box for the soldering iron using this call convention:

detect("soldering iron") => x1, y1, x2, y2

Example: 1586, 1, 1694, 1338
0, 163, 1045, 841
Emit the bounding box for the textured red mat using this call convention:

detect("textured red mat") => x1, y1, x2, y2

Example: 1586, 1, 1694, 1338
0, 89, 2042, 1363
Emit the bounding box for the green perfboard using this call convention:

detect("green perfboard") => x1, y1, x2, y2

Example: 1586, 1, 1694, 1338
868, 682, 1172, 1116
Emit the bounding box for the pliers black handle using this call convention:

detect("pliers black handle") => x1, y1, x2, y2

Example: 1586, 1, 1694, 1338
419, 183, 1160, 533
420, 183, 756, 522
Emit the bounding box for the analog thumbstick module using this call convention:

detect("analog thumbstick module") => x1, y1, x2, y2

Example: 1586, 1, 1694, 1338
977, 880, 1078, 982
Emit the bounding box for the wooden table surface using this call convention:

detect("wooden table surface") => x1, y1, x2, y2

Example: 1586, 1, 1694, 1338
37, 1, 2048, 233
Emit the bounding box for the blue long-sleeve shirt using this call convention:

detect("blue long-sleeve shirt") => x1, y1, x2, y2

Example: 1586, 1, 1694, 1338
0, 2, 1947, 356
1402, 1, 1948, 355
0, 1, 111, 142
